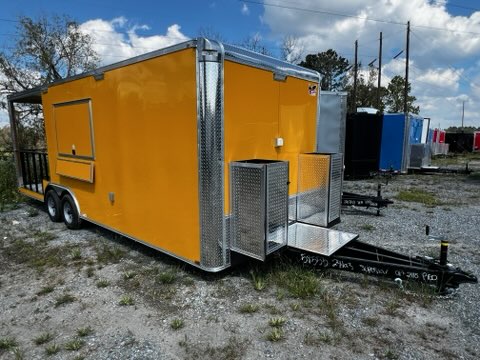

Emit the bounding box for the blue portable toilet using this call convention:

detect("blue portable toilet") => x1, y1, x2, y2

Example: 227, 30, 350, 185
379, 113, 423, 172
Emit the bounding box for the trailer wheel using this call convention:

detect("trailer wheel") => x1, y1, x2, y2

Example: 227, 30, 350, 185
45, 190, 62, 222
61, 194, 82, 230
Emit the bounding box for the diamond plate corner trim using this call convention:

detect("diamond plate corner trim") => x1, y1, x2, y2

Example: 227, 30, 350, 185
197, 43, 229, 270
328, 153, 343, 224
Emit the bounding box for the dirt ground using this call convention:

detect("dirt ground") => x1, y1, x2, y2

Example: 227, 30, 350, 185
1, 156, 479, 360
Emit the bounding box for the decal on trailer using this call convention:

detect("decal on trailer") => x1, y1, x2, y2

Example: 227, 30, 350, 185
308, 84, 317, 96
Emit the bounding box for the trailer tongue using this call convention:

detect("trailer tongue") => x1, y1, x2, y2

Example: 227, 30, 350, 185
286, 226, 477, 294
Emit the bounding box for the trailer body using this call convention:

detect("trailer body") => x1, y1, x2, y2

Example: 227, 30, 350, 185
8, 39, 350, 271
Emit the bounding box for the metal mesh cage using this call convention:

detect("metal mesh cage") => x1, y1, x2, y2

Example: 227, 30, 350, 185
230, 160, 288, 260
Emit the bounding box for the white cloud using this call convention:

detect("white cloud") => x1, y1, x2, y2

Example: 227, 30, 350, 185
79, 18, 189, 66
242, 3, 250, 16
262, 0, 480, 128
0, 110, 8, 128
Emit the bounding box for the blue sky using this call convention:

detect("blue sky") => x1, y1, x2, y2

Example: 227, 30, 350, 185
1, 1, 480, 129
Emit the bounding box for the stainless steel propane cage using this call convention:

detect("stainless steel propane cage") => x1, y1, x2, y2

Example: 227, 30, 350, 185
230, 160, 289, 261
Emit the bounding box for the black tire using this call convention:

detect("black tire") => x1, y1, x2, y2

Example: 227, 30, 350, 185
61, 194, 82, 230
45, 190, 62, 222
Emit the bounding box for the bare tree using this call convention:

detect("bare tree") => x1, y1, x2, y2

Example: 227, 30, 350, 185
281, 35, 304, 64
197, 27, 226, 42
240, 33, 271, 55
0, 15, 99, 148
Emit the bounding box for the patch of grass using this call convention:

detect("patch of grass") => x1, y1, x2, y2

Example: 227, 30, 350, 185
268, 317, 286, 327
239, 303, 259, 314
64, 338, 85, 351
266, 327, 284, 342
384, 348, 399, 360
360, 223, 375, 231
250, 269, 266, 291
157, 271, 176, 284
32, 230, 57, 242
96, 245, 125, 264
76, 327, 93, 337
0, 337, 17, 350
170, 318, 184, 330
96, 279, 110, 288
384, 299, 402, 316
34, 332, 54, 345
36, 285, 55, 296
119, 295, 135, 306
362, 316, 380, 327
264, 303, 281, 315
123, 270, 136, 280
395, 188, 440, 206
70, 248, 82, 260
54, 293, 76, 307
45, 343, 60, 356
275, 265, 319, 299
290, 303, 300, 311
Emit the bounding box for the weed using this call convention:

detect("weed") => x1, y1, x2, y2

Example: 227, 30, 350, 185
396, 188, 440, 206
250, 269, 266, 291
12, 347, 24, 360
290, 303, 300, 311
123, 270, 136, 280
384, 348, 399, 360
34, 332, 54, 345
362, 316, 380, 327
170, 318, 184, 330
96, 245, 125, 264
36, 285, 54, 296
119, 295, 135, 306
27, 207, 39, 217
70, 248, 82, 260
266, 327, 284, 342
76, 327, 93, 337
264, 303, 281, 315
268, 317, 286, 327
73, 356, 85, 360
360, 223, 375, 231
384, 299, 401, 316
54, 293, 76, 307
157, 271, 176, 284
275, 265, 318, 298
96, 279, 110, 288
0, 337, 17, 350
239, 303, 259, 314
45, 343, 60, 355
85, 267, 95, 278
64, 338, 85, 351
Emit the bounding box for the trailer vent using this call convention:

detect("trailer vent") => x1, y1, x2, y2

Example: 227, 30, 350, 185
230, 160, 289, 261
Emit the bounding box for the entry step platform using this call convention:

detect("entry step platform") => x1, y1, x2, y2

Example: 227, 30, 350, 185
287, 222, 358, 256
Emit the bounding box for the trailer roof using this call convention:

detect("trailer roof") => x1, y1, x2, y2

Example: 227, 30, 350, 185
8, 38, 320, 103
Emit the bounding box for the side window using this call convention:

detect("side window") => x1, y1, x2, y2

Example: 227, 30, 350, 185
54, 99, 94, 159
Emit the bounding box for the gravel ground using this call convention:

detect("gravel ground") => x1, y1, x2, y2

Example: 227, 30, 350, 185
0, 158, 479, 360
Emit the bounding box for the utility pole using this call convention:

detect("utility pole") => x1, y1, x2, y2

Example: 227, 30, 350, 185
461, 100, 465, 128
377, 32, 383, 110
403, 21, 410, 114
353, 39, 358, 113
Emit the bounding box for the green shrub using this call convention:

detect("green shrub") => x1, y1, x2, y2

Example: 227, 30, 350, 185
0, 156, 19, 211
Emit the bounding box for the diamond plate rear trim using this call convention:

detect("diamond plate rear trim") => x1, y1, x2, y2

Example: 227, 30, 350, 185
198, 59, 227, 270
266, 162, 289, 254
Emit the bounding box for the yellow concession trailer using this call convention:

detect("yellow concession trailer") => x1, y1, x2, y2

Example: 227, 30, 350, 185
8, 38, 356, 272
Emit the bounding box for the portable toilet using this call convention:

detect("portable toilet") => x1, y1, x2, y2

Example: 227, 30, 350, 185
379, 113, 423, 172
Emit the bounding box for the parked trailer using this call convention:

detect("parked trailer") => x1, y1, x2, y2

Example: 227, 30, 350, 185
8, 38, 477, 291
